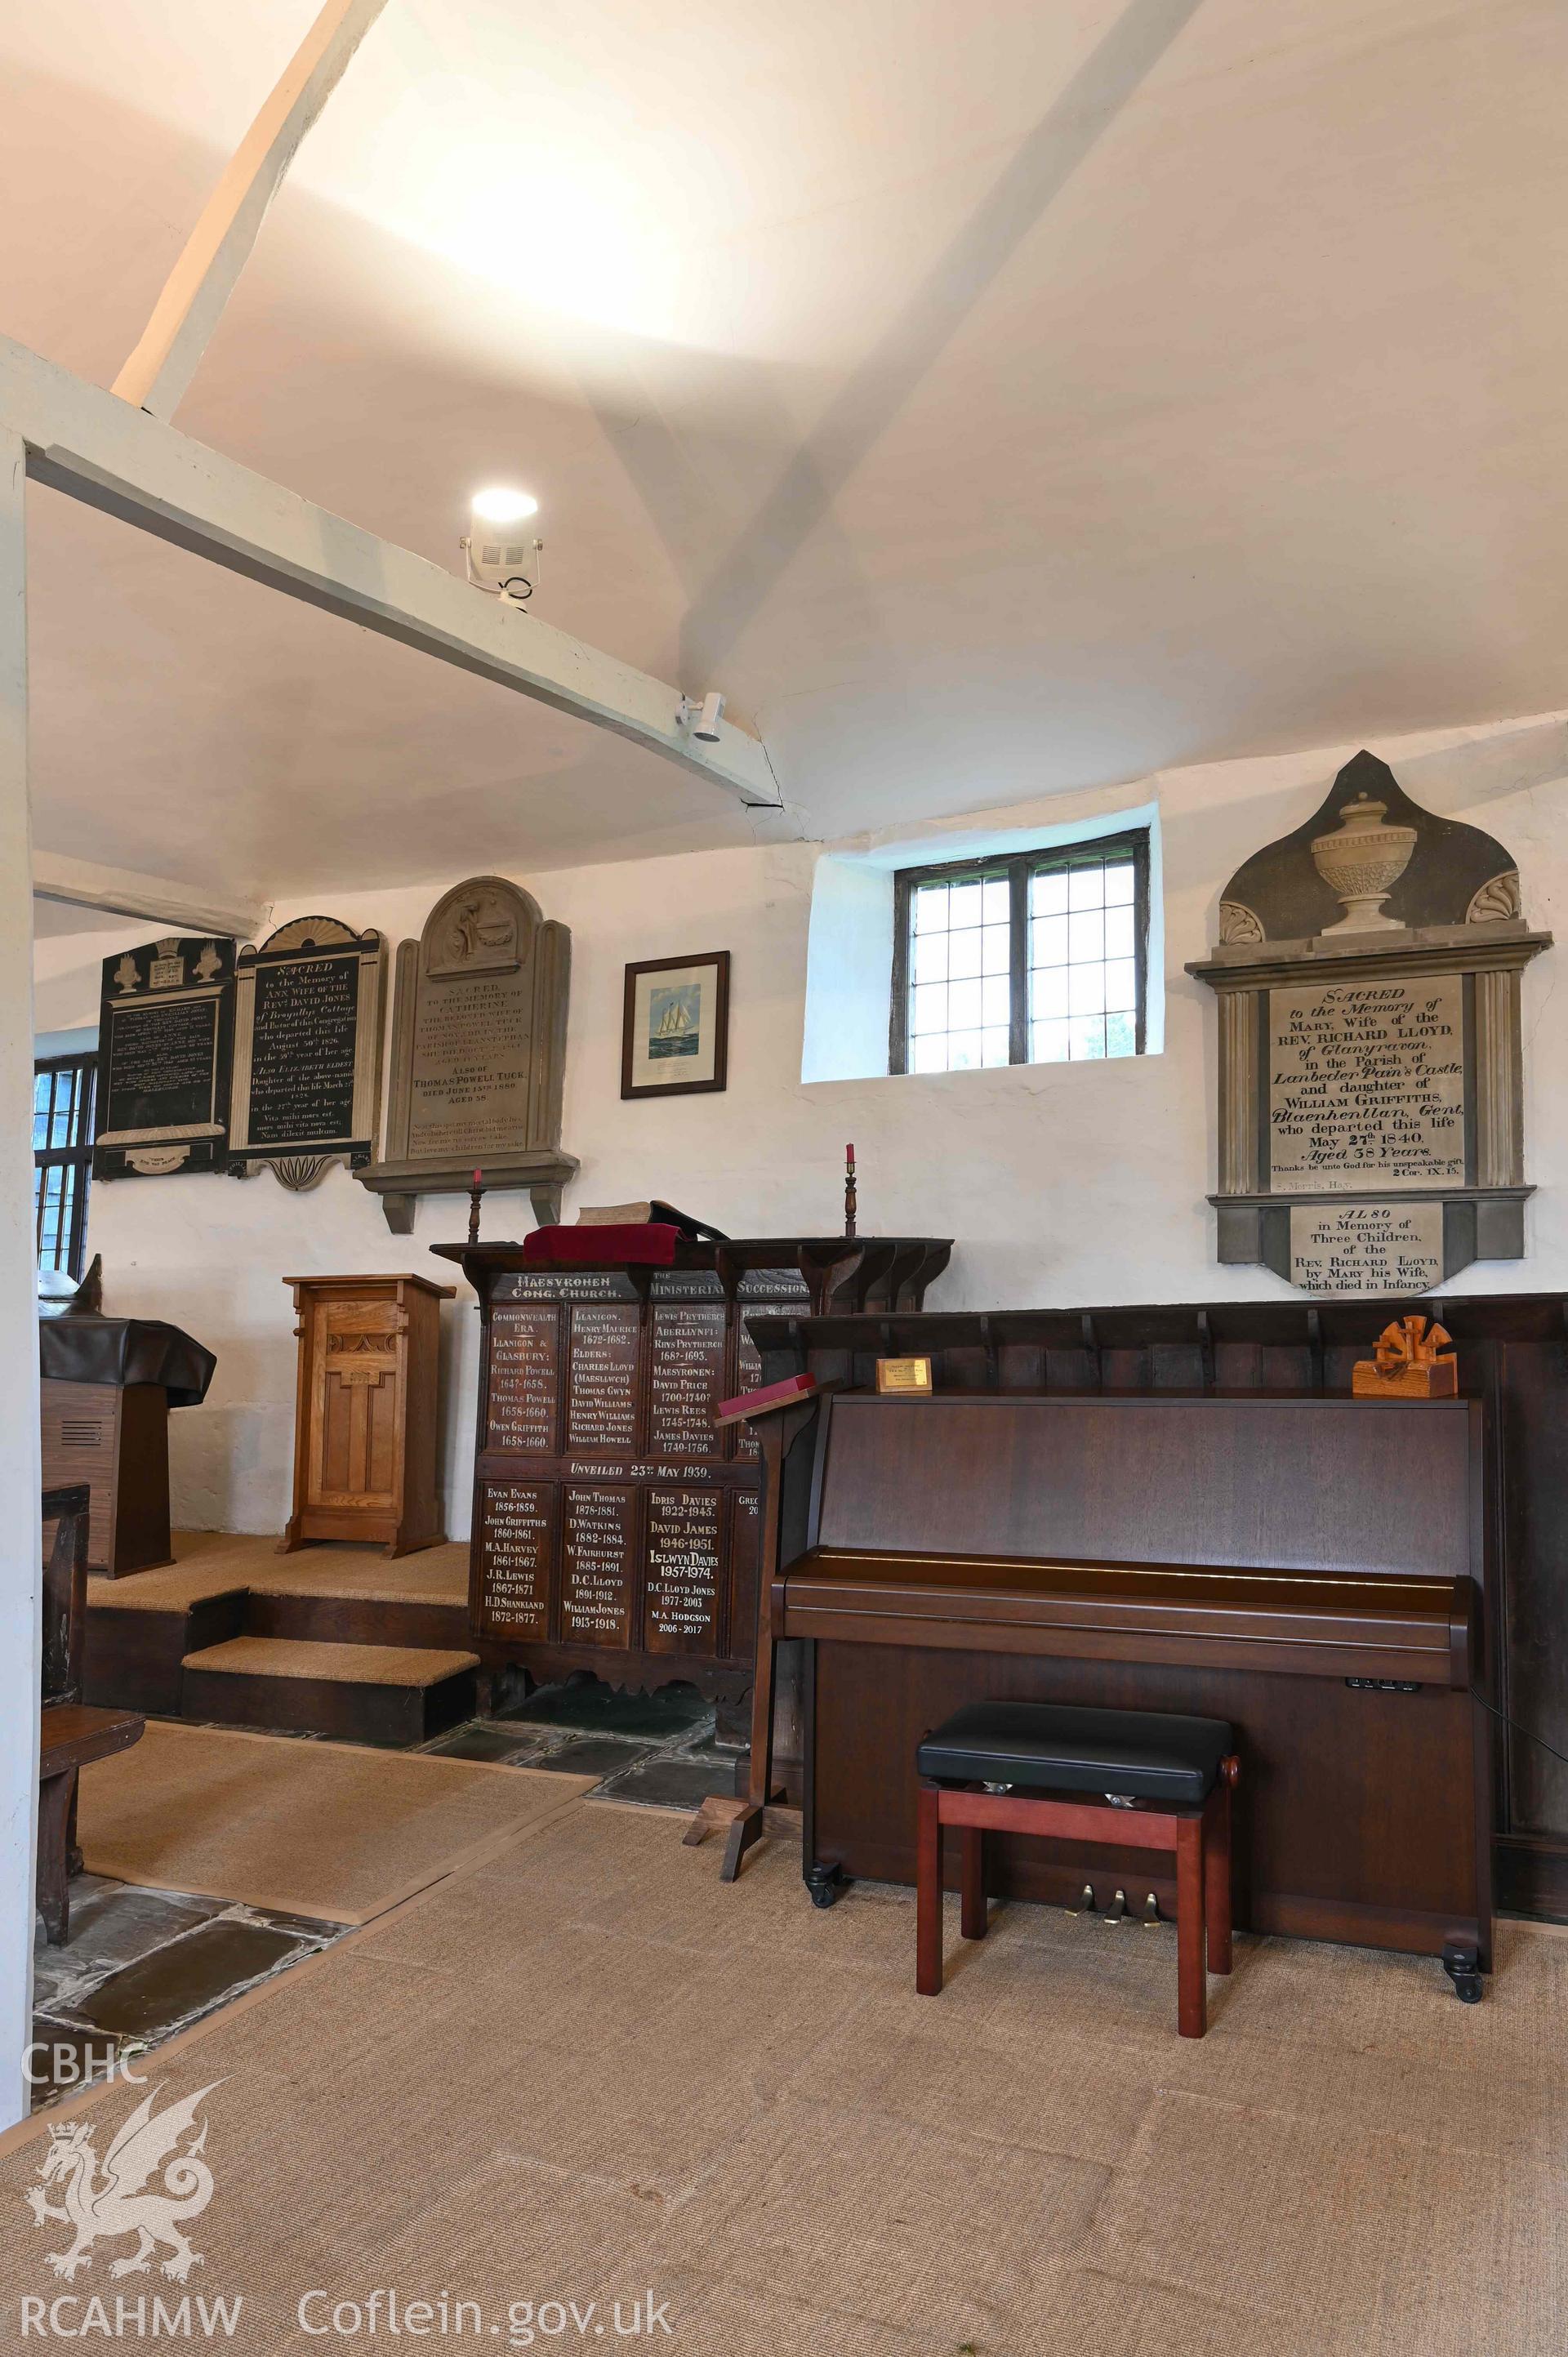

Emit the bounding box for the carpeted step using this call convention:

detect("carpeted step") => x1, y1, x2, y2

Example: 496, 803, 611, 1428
86, 1585, 250, 1718
180, 1636, 479, 1749
243, 1567, 470, 1652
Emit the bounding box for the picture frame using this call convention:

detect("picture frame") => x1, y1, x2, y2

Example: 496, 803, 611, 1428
621, 951, 730, 1099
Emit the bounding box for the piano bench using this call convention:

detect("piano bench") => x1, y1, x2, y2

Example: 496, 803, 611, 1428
915, 1700, 1240, 2038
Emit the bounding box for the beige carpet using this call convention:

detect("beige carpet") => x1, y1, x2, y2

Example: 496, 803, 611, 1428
74, 1720, 593, 1923
90, 1531, 470, 1612
3, 1797, 1564, 2355
180, 1636, 479, 1683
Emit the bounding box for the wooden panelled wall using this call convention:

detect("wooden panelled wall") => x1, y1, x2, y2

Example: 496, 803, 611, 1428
749, 1294, 1568, 1923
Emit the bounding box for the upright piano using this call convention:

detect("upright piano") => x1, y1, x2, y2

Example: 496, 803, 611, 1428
756, 1388, 1490, 1975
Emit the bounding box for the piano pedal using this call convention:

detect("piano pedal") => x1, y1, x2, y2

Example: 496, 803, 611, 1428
1102, 1887, 1129, 1925
1141, 1892, 1161, 1929
1065, 1882, 1096, 1915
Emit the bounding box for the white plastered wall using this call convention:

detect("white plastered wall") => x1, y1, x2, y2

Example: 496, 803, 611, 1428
33, 706, 1568, 1544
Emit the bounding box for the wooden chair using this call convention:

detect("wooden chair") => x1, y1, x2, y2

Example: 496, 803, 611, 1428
37, 1485, 143, 1945
915, 1699, 1240, 2038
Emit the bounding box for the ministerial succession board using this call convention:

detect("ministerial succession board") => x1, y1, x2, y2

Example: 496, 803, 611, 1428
434, 1236, 951, 1704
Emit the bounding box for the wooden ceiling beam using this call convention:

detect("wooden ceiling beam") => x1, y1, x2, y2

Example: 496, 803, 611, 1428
113, 0, 393, 423
2, 334, 786, 816
31, 852, 270, 943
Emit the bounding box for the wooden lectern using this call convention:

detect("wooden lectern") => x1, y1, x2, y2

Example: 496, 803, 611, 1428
39, 1312, 216, 1578
280, 1274, 453, 1557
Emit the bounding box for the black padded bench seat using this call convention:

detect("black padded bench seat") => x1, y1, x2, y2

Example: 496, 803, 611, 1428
916, 1699, 1234, 1807
915, 1698, 1241, 2035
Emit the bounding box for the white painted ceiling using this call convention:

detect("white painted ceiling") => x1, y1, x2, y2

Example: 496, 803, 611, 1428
3, 0, 1565, 895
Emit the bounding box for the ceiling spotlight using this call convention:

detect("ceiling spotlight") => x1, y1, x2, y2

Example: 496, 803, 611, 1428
462, 487, 542, 606
677, 690, 726, 742
471, 486, 538, 525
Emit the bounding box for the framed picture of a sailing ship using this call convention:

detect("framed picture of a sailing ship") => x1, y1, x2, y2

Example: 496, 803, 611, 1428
621, 951, 730, 1098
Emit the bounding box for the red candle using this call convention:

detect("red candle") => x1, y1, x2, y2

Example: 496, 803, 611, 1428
473, 1168, 483, 1187
846, 1143, 855, 1166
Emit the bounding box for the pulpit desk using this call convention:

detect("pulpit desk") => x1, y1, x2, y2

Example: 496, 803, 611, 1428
39, 1314, 216, 1578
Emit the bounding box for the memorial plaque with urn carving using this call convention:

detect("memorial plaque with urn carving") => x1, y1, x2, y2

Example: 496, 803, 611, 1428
1189, 751, 1552, 1293
357, 875, 578, 1235
442, 1234, 952, 1704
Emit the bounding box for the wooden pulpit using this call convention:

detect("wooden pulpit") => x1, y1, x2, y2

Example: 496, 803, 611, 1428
280, 1274, 453, 1557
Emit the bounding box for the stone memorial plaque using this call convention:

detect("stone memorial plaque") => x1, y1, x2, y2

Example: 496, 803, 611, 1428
644, 1486, 722, 1654
1270, 977, 1466, 1192
566, 1304, 641, 1452
1192, 751, 1552, 1287
408, 978, 528, 1162
361, 876, 576, 1232
1290, 1202, 1446, 1296
562, 1485, 635, 1646
229, 918, 385, 1185
648, 1302, 728, 1456
486, 1306, 560, 1455
94, 935, 235, 1179
477, 1480, 553, 1638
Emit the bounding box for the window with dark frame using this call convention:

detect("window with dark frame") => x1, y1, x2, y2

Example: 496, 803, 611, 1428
889, 830, 1150, 1075
33, 1052, 96, 1277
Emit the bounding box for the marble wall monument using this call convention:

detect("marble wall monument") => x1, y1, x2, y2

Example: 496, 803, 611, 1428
229, 916, 386, 1189
1188, 751, 1552, 1294
93, 935, 235, 1179
356, 876, 577, 1233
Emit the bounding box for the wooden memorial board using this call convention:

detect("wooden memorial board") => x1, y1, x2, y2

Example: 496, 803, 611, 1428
229, 917, 386, 1188
468, 1265, 795, 1700
437, 1236, 951, 1707
93, 936, 235, 1180
357, 876, 577, 1234
1189, 751, 1552, 1292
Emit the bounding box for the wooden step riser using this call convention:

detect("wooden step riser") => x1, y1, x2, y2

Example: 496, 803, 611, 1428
244, 1592, 470, 1651
181, 1664, 476, 1747
83, 1593, 247, 1718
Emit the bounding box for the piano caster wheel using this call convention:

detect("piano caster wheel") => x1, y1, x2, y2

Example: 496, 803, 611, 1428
805, 1862, 848, 1910
1442, 1942, 1484, 2004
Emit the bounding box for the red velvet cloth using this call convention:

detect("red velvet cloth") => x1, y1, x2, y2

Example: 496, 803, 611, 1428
522, 1223, 679, 1266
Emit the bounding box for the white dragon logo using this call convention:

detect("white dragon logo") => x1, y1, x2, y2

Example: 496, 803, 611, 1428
24, 2083, 221, 2282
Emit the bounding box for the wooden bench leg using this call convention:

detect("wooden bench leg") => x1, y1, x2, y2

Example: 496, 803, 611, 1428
916, 1784, 943, 1994
66, 1775, 83, 1881
1205, 1768, 1234, 1976
37, 1771, 74, 1948
960, 1825, 987, 1940
1176, 1811, 1207, 2038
